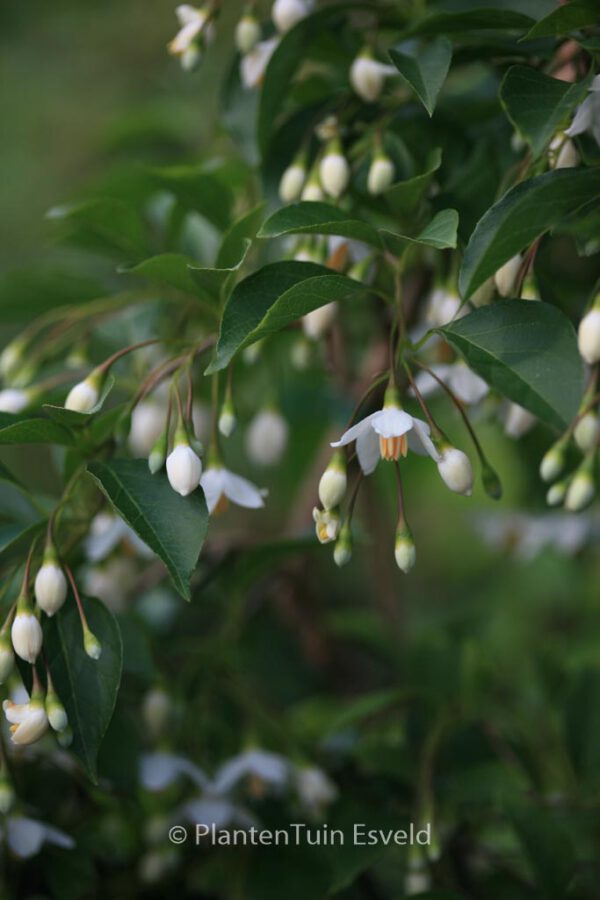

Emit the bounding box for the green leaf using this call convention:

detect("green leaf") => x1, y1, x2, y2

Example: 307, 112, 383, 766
459, 168, 600, 299
205, 261, 365, 374
389, 37, 452, 116
384, 147, 442, 216
0, 413, 74, 446
500, 66, 592, 158
0, 520, 45, 563
402, 9, 534, 38
188, 242, 252, 301
150, 165, 234, 231
510, 804, 575, 899
47, 199, 149, 261
440, 300, 584, 430
43, 376, 115, 428
522, 0, 599, 41
258, 202, 383, 248
45, 596, 123, 783
382, 209, 459, 253
87, 459, 209, 600
216, 203, 266, 269
122, 254, 213, 300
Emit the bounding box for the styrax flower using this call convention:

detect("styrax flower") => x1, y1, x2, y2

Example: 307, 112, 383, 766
166, 438, 202, 497
240, 38, 278, 89
272, 0, 312, 33
200, 465, 266, 514
235, 13, 261, 55
578, 296, 600, 365
5, 816, 74, 859
245, 408, 288, 466
312, 507, 341, 544
565, 74, 600, 147
34, 545, 67, 617
0, 389, 30, 413
3, 696, 48, 746
350, 48, 394, 102
168, 5, 213, 59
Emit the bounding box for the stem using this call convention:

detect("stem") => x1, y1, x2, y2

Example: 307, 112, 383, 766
97, 338, 162, 375
64, 564, 91, 632
394, 462, 407, 523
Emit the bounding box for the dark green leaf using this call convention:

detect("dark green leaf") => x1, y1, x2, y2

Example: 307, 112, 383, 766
43, 377, 115, 428
440, 300, 584, 430
383, 209, 459, 253
511, 804, 575, 899
205, 261, 365, 374
47, 199, 149, 261
522, 0, 599, 41
216, 203, 266, 269
0, 413, 74, 446
459, 168, 600, 299
87, 459, 209, 600
45, 596, 123, 783
150, 165, 234, 231
500, 66, 592, 158
384, 147, 442, 216
389, 37, 452, 116
402, 9, 534, 38
258, 202, 383, 248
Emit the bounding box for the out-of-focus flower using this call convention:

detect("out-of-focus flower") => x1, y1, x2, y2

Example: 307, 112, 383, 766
168, 5, 214, 63
295, 766, 337, 817
350, 48, 395, 102
200, 465, 266, 514
474, 510, 597, 560
319, 139, 350, 199
235, 13, 261, 54
245, 408, 288, 466
302, 302, 337, 339
494, 254, 522, 297
0, 389, 30, 413
279, 158, 307, 203
578, 297, 600, 365
412, 361, 489, 406
140, 753, 208, 792
240, 38, 278, 89
425, 288, 465, 327
85, 512, 153, 562
272, 0, 312, 33
64, 373, 101, 412
142, 688, 172, 740
565, 74, 600, 147
549, 133, 579, 169
367, 152, 395, 194
5, 816, 74, 859
502, 402, 536, 439
83, 557, 138, 613
212, 749, 290, 796
129, 401, 165, 457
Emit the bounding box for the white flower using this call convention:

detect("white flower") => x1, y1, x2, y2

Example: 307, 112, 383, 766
503, 402, 536, 438
64, 376, 99, 412
3, 698, 48, 746
494, 254, 522, 297
5, 816, 74, 859
200, 465, 266, 514
235, 14, 261, 54
83, 557, 138, 613
437, 446, 474, 495
279, 162, 306, 203
0, 389, 29, 413
425, 288, 465, 327
574, 411, 600, 452
540, 445, 565, 482
318, 453, 347, 509
245, 408, 288, 466
272, 0, 312, 32
319, 145, 350, 198
34, 562, 67, 617
331, 395, 439, 476
212, 749, 290, 795
129, 401, 165, 457
367, 154, 395, 194
312, 507, 341, 544
218, 403, 237, 438
11, 609, 42, 663
168, 5, 213, 58
578, 305, 600, 365
549, 134, 579, 169
166, 442, 202, 496
565, 74, 600, 147
240, 38, 278, 89
302, 302, 337, 339
412, 362, 488, 406
84, 511, 153, 562
295, 766, 337, 816
140, 752, 208, 792
474, 511, 596, 560
350, 51, 394, 102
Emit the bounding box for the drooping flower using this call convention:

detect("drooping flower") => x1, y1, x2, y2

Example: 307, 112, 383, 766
578, 296, 600, 365
279, 157, 307, 203
235, 12, 261, 54
0, 389, 30, 414
436, 445, 474, 496
349, 48, 395, 102
168, 5, 214, 62
3, 695, 48, 746
412, 361, 489, 406
272, 0, 312, 33
166, 437, 202, 496
240, 38, 279, 89
5, 816, 74, 859
312, 507, 341, 544
11, 597, 42, 664
34, 544, 67, 617
318, 451, 347, 510
319, 139, 350, 199
245, 408, 289, 466
128, 400, 165, 457
565, 74, 600, 147
200, 465, 266, 514
367, 152, 395, 195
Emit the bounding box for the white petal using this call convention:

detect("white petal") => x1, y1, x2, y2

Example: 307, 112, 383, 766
176, 5, 203, 25
330, 411, 380, 448
410, 366, 450, 398
222, 471, 266, 509
6, 817, 46, 859
565, 95, 593, 137
140, 753, 208, 792
356, 428, 380, 475
448, 363, 489, 405
199, 468, 226, 514
370, 407, 413, 439
408, 418, 440, 461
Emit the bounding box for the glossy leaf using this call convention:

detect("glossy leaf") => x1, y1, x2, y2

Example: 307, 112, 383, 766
150, 165, 233, 231
522, 0, 599, 41
440, 300, 583, 430
45, 596, 123, 783
402, 9, 534, 38
383, 209, 458, 253
384, 147, 442, 215
47, 199, 149, 261
87, 459, 209, 600
0, 413, 74, 446
43, 377, 115, 428
500, 66, 591, 158
205, 261, 365, 373
459, 168, 600, 299
389, 37, 452, 116
216, 203, 266, 269
258, 202, 383, 248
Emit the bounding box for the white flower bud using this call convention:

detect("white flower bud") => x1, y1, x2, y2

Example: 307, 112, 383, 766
301, 178, 324, 202
503, 402, 536, 438
574, 410, 600, 452
350, 51, 388, 102
129, 401, 165, 457
318, 452, 347, 509
302, 302, 337, 339
181, 45, 202, 71
272, 0, 311, 33
279, 162, 307, 203
296, 766, 337, 815
142, 688, 171, 739
218, 402, 237, 438
11, 608, 43, 664
394, 527, 416, 574
83, 626, 102, 660
312, 507, 340, 544
494, 254, 522, 297
319, 144, 350, 199
235, 14, 261, 54
166, 441, 202, 496
539, 445, 565, 482
46, 692, 68, 732
426, 288, 462, 327
0, 389, 29, 414
546, 480, 567, 507
64, 375, 100, 412
578, 306, 600, 365
333, 528, 352, 567
565, 470, 595, 512
367, 154, 395, 195
437, 447, 474, 496
246, 409, 289, 466
34, 561, 67, 617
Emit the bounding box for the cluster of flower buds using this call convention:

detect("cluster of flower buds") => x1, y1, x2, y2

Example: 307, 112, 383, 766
541, 393, 599, 513
2, 669, 70, 748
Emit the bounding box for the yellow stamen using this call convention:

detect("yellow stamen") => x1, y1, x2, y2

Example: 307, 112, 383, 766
379, 434, 407, 461
213, 494, 229, 516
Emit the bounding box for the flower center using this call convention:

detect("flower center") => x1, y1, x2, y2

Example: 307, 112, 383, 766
379, 434, 407, 461
213, 493, 229, 516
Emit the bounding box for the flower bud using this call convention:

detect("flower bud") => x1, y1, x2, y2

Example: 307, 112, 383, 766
437, 446, 474, 496
0, 338, 26, 380
367, 153, 394, 195
64, 370, 102, 412
83, 625, 102, 660
302, 302, 337, 339
550, 134, 579, 169
539, 443, 565, 482
218, 400, 237, 438
481, 461, 502, 500
350, 48, 387, 102
142, 687, 171, 739
58, 725, 73, 748
0, 632, 14, 683
494, 254, 522, 297
45, 686, 68, 733
333, 520, 353, 567
34, 547, 67, 617
246, 408, 289, 466
272, 0, 311, 33
319, 140, 350, 199
148, 428, 169, 474
0, 388, 30, 414
564, 467, 595, 512
235, 13, 261, 54
312, 507, 340, 544
394, 525, 416, 574
574, 410, 600, 452
578, 303, 600, 365
3, 696, 48, 746
301, 167, 324, 202
546, 480, 568, 507
318, 451, 347, 509
166, 436, 202, 496
11, 597, 43, 664
279, 159, 307, 203
129, 401, 165, 457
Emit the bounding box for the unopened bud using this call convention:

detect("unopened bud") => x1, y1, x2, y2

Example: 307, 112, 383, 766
301, 167, 324, 202
0, 338, 26, 380
272, 0, 311, 33
83, 625, 102, 660
218, 400, 237, 438
481, 461, 502, 500
565, 464, 595, 512
0, 388, 30, 414
350, 48, 388, 102
319, 140, 350, 199
367, 153, 394, 195
578, 298, 600, 365
546, 480, 568, 507
279, 158, 307, 203
318, 451, 347, 509
394, 525, 416, 574
246, 408, 288, 466
437, 446, 474, 496
235, 13, 261, 54
46, 687, 68, 733
166, 434, 202, 496
574, 410, 600, 452
148, 428, 169, 474
64, 369, 102, 412
11, 597, 43, 664
34, 546, 68, 617
333, 520, 353, 567
539, 443, 566, 483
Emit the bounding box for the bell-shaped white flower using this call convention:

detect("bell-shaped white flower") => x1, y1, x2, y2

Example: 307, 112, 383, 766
212, 748, 290, 795
331, 387, 439, 476
200, 464, 266, 514
503, 402, 536, 438
11, 597, 42, 664
235, 13, 261, 54
494, 254, 522, 297
302, 301, 337, 339
128, 400, 165, 457
272, 0, 312, 33
437, 446, 474, 496
245, 408, 288, 466
565, 74, 600, 147
5, 816, 74, 859
166, 434, 202, 496
84, 511, 152, 562
319, 140, 350, 199
412, 362, 488, 406
168, 5, 213, 59
3, 696, 48, 746
279, 159, 307, 203
318, 451, 347, 509
578, 300, 600, 365
350, 49, 394, 102
34, 555, 67, 617
64, 372, 101, 412
367, 152, 395, 195
313, 506, 341, 544
0, 388, 30, 414
240, 37, 278, 89
565, 456, 596, 512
